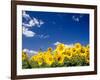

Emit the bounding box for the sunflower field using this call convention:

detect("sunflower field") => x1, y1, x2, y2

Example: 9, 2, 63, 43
22, 43, 90, 69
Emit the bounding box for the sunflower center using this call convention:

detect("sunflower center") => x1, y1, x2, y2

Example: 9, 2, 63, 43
58, 57, 61, 61
49, 57, 52, 61
86, 50, 89, 53
81, 49, 85, 53
76, 45, 79, 48
67, 52, 71, 56
73, 49, 76, 52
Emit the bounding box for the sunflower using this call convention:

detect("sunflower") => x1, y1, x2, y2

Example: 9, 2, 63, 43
30, 54, 43, 66
85, 47, 89, 57
86, 57, 90, 64
85, 47, 90, 63
36, 59, 43, 66
44, 53, 54, 66
80, 47, 87, 57
73, 47, 82, 56
47, 47, 52, 52
22, 52, 28, 61
37, 52, 43, 58
74, 43, 82, 51
65, 47, 71, 51
54, 52, 65, 64
71, 47, 76, 53
30, 55, 37, 61
64, 49, 72, 59
56, 43, 65, 54
37, 52, 44, 66
44, 50, 52, 56
70, 47, 77, 55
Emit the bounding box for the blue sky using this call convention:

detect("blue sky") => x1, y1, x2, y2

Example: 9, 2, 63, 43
22, 11, 89, 52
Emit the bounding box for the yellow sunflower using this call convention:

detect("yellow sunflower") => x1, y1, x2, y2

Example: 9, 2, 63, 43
37, 52, 43, 58
30, 55, 37, 61
55, 43, 65, 54
85, 47, 89, 57
36, 59, 43, 66
70, 47, 77, 55
74, 43, 82, 51
63, 49, 72, 59
30, 54, 43, 66
72, 47, 82, 56
47, 47, 52, 52
86, 57, 90, 64
44, 51, 52, 56
44, 53, 54, 66
79, 46, 87, 57
22, 52, 28, 61
85, 47, 90, 63
54, 52, 65, 64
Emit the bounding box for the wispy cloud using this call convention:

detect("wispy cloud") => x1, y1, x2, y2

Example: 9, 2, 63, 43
23, 26, 36, 37
22, 20, 35, 27
36, 34, 50, 39
22, 18, 44, 28
54, 41, 73, 48
22, 11, 31, 20
33, 18, 44, 28
72, 16, 79, 22
72, 15, 83, 22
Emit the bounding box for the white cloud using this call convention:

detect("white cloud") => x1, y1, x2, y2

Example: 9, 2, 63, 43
37, 19, 44, 27
40, 20, 44, 25
65, 44, 73, 48
22, 19, 36, 27
23, 48, 37, 57
23, 26, 36, 37
29, 50, 37, 54
29, 19, 36, 26
54, 41, 73, 48
23, 48, 29, 53
32, 17, 44, 27
54, 41, 61, 45
33, 18, 39, 25
23, 48, 37, 54
22, 11, 31, 20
